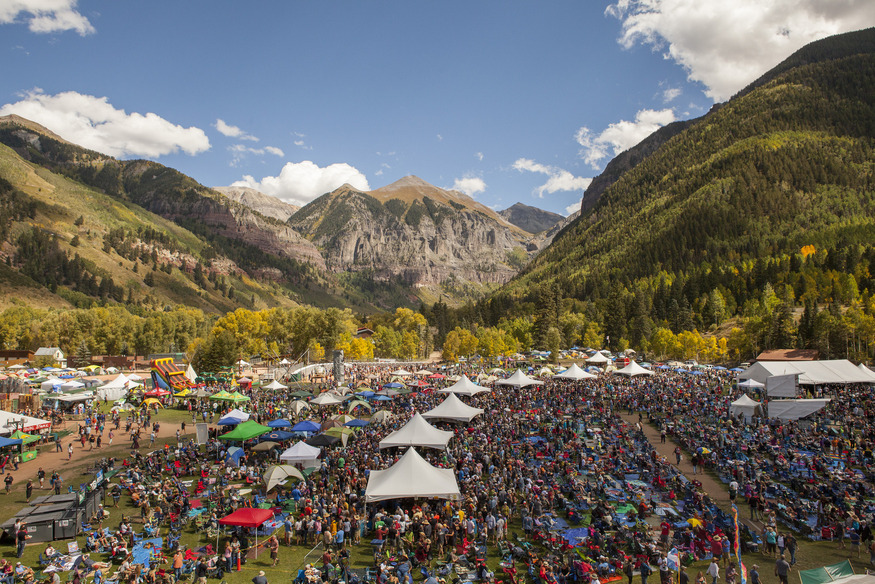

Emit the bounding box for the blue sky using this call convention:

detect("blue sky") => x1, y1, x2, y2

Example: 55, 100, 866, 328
2, 1, 874, 215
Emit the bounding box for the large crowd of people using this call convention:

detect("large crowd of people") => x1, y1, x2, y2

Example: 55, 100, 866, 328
10, 361, 875, 584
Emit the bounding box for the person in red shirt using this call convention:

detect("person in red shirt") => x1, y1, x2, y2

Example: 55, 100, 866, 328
660, 521, 671, 549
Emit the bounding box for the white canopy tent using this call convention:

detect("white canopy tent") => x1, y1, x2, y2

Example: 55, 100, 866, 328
379, 412, 454, 450
279, 441, 322, 469
729, 394, 764, 423
310, 393, 345, 407
738, 379, 765, 389
40, 377, 62, 392
859, 363, 875, 378
185, 365, 198, 384
263, 379, 287, 390
495, 369, 545, 388
219, 408, 250, 424
739, 360, 875, 385
768, 399, 831, 421
95, 374, 133, 401
422, 393, 484, 423
364, 447, 460, 502
614, 361, 655, 377
586, 352, 610, 365
553, 364, 597, 380
0, 410, 51, 434
390, 369, 413, 377
438, 375, 490, 397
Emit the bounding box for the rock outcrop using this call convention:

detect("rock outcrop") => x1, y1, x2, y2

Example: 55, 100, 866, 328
213, 185, 300, 223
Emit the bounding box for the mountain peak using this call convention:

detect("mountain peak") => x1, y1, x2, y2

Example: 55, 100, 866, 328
499, 203, 564, 234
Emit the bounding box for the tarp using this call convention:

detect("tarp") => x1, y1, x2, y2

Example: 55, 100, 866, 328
729, 394, 763, 423
437, 375, 490, 396
799, 560, 856, 584
614, 361, 655, 377
768, 399, 831, 421
495, 369, 545, 388
553, 363, 597, 380
379, 412, 454, 450
218, 420, 271, 441
740, 360, 875, 385
767, 373, 798, 398
422, 393, 484, 422
364, 447, 460, 502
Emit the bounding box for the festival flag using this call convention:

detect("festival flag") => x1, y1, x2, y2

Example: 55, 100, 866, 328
739, 562, 748, 584
731, 504, 741, 558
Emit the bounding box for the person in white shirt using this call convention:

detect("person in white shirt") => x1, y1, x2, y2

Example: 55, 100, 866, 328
707, 559, 720, 584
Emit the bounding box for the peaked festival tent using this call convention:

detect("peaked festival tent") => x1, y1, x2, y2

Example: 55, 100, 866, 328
768, 399, 831, 421
263, 379, 287, 390
739, 359, 875, 385
729, 394, 764, 422
217, 409, 250, 425
379, 412, 454, 450
364, 447, 460, 502
586, 352, 610, 365
495, 369, 545, 388
614, 361, 655, 377
438, 375, 490, 396
422, 393, 484, 423
553, 363, 597, 380
310, 393, 345, 407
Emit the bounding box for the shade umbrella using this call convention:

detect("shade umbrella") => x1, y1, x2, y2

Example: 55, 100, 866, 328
306, 434, 341, 447
263, 465, 306, 492
290, 401, 311, 415
374, 395, 392, 401
291, 420, 321, 433
427, 373, 445, 380
251, 441, 280, 452
347, 399, 372, 413
267, 419, 292, 428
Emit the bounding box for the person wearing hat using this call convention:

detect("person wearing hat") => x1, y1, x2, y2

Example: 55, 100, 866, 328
749, 565, 760, 584
252, 571, 268, 584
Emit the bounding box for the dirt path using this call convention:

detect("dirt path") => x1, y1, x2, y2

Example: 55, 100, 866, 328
618, 412, 764, 534
1, 415, 191, 492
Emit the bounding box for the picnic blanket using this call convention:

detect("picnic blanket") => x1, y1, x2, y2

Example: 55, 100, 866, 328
131, 538, 163, 566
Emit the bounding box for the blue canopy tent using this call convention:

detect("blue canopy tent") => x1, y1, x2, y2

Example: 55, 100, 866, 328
355, 391, 376, 398
291, 420, 321, 433
344, 419, 369, 427
259, 430, 295, 442
266, 419, 292, 428
383, 382, 403, 388
0, 437, 23, 448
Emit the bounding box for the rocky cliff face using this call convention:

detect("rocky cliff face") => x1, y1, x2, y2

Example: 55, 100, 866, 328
289, 177, 531, 286
499, 202, 564, 234
122, 161, 326, 269
213, 186, 300, 222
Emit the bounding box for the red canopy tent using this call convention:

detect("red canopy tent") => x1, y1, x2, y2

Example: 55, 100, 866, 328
144, 388, 171, 397
218, 508, 274, 557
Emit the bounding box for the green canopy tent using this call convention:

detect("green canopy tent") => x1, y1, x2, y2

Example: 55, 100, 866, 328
208, 390, 234, 401
218, 420, 272, 441
226, 391, 251, 403
799, 561, 856, 584
10, 430, 41, 445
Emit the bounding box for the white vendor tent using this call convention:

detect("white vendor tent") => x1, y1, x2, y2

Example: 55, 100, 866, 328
859, 363, 875, 378
739, 360, 875, 385
263, 380, 287, 390
279, 441, 322, 469
310, 393, 345, 406
364, 447, 460, 502
729, 394, 764, 423
496, 369, 545, 388
219, 408, 250, 424
438, 375, 490, 396
422, 393, 484, 423
738, 379, 765, 389
40, 377, 62, 392
0, 410, 51, 434
614, 361, 655, 377
185, 365, 198, 384
95, 374, 133, 401
768, 399, 831, 420
379, 412, 454, 450
586, 352, 610, 365
390, 369, 413, 377
553, 364, 597, 380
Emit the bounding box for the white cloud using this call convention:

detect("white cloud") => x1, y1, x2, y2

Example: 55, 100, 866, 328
475, 152, 484, 161
215, 119, 258, 141
662, 87, 682, 102
607, 0, 875, 101
0, 0, 94, 35
436, 134, 443, 141
451, 177, 486, 197
576, 108, 675, 168
227, 144, 284, 166
565, 199, 583, 216
233, 160, 370, 207
0, 89, 210, 158
512, 158, 592, 198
